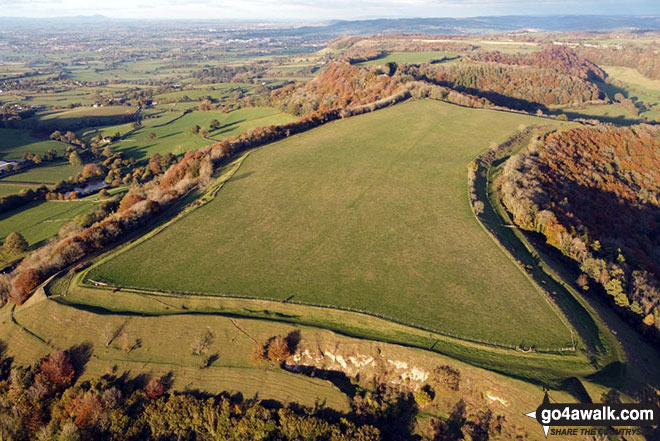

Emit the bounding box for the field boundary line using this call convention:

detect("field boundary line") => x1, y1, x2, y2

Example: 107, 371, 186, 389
469, 126, 625, 370
68, 280, 578, 354
466, 127, 578, 351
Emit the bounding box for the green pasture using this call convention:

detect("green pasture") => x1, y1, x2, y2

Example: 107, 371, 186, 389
561, 103, 644, 125
2, 297, 350, 411
0, 128, 68, 160
90, 100, 574, 348
0, 161, 81, 185
0, 183, 38, 198
153, 84, 252, 103
22, 105, 138, 132
0, 199, 97, 246
602, 65, 660, 121
105, 107, 295, 160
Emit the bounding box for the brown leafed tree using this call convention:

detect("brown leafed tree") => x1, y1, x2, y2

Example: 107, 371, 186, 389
34, 350, 75, 397
118, 193, 145, 213
267, 336, 291, 362
10, 268, 41, 304
144, 377, 165, 399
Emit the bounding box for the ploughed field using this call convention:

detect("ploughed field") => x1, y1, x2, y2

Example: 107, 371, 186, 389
90, 100, 574, 348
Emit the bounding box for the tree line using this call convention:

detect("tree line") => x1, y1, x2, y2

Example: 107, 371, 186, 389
421, 47, 604, 110
499, 125, 660, 342
576, 44, 660, 81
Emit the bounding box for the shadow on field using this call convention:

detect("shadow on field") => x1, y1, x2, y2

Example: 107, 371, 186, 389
585, 362, 627, 389
228, 171, 254, 182
158, 131, 182, 139
120, 144, 157, 160
69, 342, 93, 382
215, 120, 245, 135
559, 110, 642, 126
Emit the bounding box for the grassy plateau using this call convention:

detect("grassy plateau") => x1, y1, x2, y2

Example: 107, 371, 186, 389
89, 100, 574, 349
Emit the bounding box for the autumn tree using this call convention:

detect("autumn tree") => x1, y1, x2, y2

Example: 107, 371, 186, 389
3, 232, 28, 255
10, 268, 41, 304
144, 377, 165, 399
82, 163, 103, 179
267, 336, 291, 362
191, 329, 214, 356
69, 151, 83, 167
34, 350, 75, 398
118, 193, 144, 213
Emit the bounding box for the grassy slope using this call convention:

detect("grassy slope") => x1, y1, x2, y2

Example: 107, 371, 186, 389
1, 288, 606, 441
602, 65, 660, 121
1, 295, 350, 412
153, 84, 254, 103
11, 289, 622, 441
562, 103, 643, 125
0, 200, 97, 245
106, 107, 295, 160
0, 128, 68, 160
0, 161, 82, 184
90, 100, 572, 348
36, 106, 136, 121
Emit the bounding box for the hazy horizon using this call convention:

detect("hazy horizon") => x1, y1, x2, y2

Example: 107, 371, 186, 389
1, 0, 659, 21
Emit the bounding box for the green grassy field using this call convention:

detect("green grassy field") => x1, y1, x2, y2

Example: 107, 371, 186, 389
360, 51, 460, 65
601, 66, 660, 121
0, 161, 82, 184
106, 107, 295, 160
154, 84, 254, 103
90, 100, 573, 348
0, 199, 97, 246
2, 286, 614, 439
561, 103, 644, 125
28, 106, 138, 131
0, 128, 68, 160
0, 183, 38, 198
1, 89, 101, 108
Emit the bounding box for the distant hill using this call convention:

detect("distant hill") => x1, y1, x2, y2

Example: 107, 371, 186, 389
249, 15, 660, 38
1, 15, 659, 37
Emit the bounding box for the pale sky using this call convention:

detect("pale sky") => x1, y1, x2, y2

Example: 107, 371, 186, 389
0, 0, 659, 21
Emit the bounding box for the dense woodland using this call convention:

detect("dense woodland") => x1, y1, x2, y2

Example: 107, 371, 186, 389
469, 46, 606, 81
423, 47, 604, 109
270, 63, 405, 115
499, 125, 660, 338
